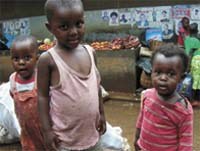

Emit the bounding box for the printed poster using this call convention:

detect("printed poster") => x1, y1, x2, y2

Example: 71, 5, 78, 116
190, 5, 200, 20
3, 18, 30, 36
153, 6, 172, 22
172, 5, 190, 19
135, 7, 153, 28
108, 9, 119, 26
161, 22, 174, 40
119, 11, 131, 24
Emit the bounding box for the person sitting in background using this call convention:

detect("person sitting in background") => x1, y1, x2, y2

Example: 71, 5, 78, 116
134, 43, 193, 151
9, 35, 46, 151
177, 17, 190, 47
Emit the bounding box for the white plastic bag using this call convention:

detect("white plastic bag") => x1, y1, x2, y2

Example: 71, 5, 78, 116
100, 122, 130, 151
0, 82, 20, 144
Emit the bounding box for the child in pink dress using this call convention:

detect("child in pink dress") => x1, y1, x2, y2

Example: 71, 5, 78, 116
134, 43, 193, 151
9, 35, 46, 151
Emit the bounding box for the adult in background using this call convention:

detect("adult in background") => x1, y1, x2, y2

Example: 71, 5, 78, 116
177, 17, 190, 47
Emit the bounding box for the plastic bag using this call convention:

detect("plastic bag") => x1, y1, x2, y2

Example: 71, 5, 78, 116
176, 73, 193, 100
0, 82, 20, 144
100, 122, 130, 151
136, 57, 152, 74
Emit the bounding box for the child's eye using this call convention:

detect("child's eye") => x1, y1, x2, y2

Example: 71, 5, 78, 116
60, 24, 68, 30
167, 72, 175, 77
24, 56, 31, 61
12, 57, 19, 62
76, 21, 84, 28
154, 71, 160, 75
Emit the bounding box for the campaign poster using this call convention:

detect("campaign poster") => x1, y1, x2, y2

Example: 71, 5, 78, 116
3, 18, 30, 36
119, 9, 131, 24
101, 10, 110, 22
172, 5, 190, 19
135, 7, 153, 28
108, 9, 119, 26
190, 5, 200, 20
145, 28, 163, 42
161, 22, 174, 40
2, 18, 30, 48
153, 6, 172, 22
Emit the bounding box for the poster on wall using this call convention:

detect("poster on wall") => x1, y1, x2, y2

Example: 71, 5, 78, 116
101, 10, 110, 22
135, 7, 153, 28
108, 9, 119, 26
153, 6, 172, 22
119, 10, 131, 24
2, 18, 30, 48
145, 28, 162, 42
172, 5, 190, 19
161, 22, 174, 40
130, 8, 136, 24
190, 5, 200, 20
3, 18, 30, 36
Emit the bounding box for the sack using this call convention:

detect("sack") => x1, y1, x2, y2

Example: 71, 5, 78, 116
140, 70, 152, 89
176, 73, 193, 100
0, 82, 20, 144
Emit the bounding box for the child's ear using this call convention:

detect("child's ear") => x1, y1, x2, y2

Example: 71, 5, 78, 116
181, 72, 187, 80
45, 22, 51, 32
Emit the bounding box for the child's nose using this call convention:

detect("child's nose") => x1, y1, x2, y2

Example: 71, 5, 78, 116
19, 59, 25, 64
160, 74, 167, 80
69, 27, 78, 35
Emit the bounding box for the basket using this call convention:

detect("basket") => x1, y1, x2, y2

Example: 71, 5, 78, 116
140, 70, 152, 88
149, 40, 165, 51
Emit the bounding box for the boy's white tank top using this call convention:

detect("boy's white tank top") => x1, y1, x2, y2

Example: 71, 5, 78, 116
48, 45, 100, 150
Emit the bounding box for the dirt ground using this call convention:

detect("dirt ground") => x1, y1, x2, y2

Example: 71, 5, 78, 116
0, 99, 200, 151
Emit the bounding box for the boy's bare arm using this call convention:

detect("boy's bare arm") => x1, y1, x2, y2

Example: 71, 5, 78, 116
37, 52, 58, 150
37, 52, 52, 133
98, 87, 106, 135
92, 49, 106, 135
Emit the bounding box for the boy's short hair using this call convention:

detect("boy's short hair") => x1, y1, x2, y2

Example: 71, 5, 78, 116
11, 35, 38, 52
151, 43, 189, 73
44, 0, 83, 22
190, 23, 198, 34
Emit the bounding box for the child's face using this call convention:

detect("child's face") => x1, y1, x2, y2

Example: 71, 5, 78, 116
46, 5, 84, 50
11, 40, 37, 80
151, 53, 183, 97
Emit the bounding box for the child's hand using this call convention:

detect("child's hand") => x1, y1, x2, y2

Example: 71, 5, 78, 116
134, 139, 141, 151
97, 116, 106, 135
44, 130, 59, 151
